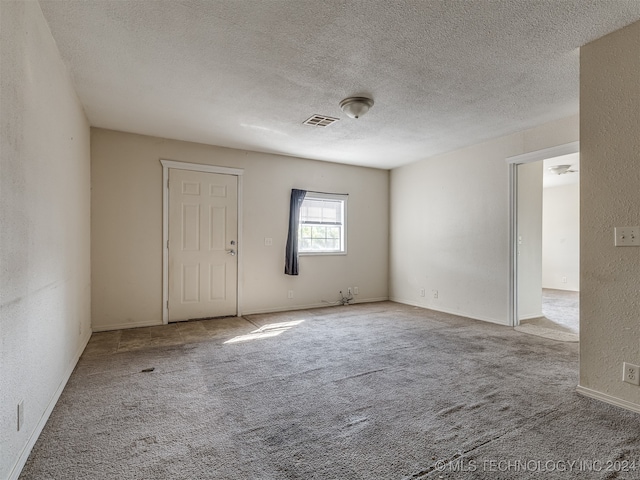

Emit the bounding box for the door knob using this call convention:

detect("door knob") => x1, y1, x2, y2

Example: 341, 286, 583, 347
227, 249, 236, 256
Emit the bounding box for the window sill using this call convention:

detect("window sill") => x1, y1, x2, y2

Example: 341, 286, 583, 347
299, 251, 347, 256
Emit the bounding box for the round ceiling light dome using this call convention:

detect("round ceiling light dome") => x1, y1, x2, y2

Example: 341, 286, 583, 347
339, 97, 374, 119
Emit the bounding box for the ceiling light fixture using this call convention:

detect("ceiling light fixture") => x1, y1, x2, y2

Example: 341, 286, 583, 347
548, 164, 576, 175
339, 97, 374, 119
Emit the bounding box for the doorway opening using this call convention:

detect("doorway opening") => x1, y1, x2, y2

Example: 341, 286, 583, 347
507, 142, 579, 340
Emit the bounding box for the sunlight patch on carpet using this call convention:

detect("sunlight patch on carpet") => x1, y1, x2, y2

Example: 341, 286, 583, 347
224, 320, 305, 344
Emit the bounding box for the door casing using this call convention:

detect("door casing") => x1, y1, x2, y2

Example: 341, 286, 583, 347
160, 159, 244, 324
505, 141, 579, 327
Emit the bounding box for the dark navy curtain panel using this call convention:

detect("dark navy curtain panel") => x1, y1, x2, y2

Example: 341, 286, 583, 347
284, 189, 307, 275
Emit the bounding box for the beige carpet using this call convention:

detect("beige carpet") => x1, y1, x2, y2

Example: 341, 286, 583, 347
542, 288, 579, 333
514, 324, 579, 342
20, 302, 640, 479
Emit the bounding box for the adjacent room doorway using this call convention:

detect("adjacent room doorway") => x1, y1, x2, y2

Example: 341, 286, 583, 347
507, 142, 579, 333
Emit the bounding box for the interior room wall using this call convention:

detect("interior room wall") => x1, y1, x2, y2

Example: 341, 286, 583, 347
542, 183, 580, 291
0, 2, 91, 479
580, 20, 640, 411
90, 128, 389, 331
389, 115, 578, 325
517, 161, 543, 320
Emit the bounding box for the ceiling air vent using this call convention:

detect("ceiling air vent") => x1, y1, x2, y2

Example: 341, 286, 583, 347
303, 115, 339, 127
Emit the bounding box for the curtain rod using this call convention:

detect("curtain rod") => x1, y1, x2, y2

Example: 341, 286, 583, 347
304, 190, 349, 196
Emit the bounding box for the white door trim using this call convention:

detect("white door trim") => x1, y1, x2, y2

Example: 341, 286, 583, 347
160, 159, 244, 324
505, 141, 579, 327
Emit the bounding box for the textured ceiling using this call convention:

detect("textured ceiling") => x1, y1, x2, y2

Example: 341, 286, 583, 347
39, 1, 640, 169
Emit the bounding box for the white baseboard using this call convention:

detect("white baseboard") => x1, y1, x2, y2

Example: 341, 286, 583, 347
576, 385, 640, 414
518, 312, 544, 321
92, 319, 162, 332
8, 329, 92, 480
242, 297, 389, 316
94, 299, 392, 329
389, 297, 509, 326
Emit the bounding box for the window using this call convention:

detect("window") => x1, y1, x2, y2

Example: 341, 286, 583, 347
298, 193, 347, 254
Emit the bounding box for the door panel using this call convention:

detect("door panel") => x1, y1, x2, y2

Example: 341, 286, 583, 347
169, 169, 237, 321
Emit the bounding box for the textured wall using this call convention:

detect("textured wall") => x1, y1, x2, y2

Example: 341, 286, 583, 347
90, 129, 389, 330
390, 116, 578, 325
0, 2, 91, 478
542, 183, 580, 291
580, 21, 640, 409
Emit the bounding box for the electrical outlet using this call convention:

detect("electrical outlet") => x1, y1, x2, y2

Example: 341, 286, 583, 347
562, 276, 567, 284
420, 289, 425, 297
433, 290, 438, 299
353, 287, 359, 295
623, 362, 640, 385
17, 401, 24, 431
347, 287, 352, 295
264, 237, 273, 246
287, 290, 294, 299
615, 227, 640, 246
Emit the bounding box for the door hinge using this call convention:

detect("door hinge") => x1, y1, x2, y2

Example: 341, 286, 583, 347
167, 240, 169, 249
166, 300, 169, 310
167, 178, 170, 188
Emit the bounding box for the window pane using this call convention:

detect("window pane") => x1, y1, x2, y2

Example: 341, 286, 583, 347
306, 206, 323, 223
300, 225, 312, 238
298, 195, 346, 253
300, 238, 311, 250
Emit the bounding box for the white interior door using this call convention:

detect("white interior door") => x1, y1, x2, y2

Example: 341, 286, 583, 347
168, 168, 237, 321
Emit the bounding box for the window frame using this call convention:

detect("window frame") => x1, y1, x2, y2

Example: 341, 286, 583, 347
298, 192, 348, 256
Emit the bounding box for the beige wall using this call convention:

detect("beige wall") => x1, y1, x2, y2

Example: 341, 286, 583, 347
0, 2, 91, 479
90, 129, 389, 330
390, 116, 578, 324
542, 183, 580, 291
580, 21, 640, 410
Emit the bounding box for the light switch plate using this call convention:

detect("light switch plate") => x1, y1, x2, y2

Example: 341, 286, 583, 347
614, 227, 640, 246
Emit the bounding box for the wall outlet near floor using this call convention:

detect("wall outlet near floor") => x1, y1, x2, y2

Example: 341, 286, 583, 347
432, 290, 438, 299
287, 290, 294, 299
561, 276, 567, 284
347, 287, 352, 295
420, 289, 425, 297
17, 400, 24, 431
353, 287, 359, 295
264, 237, 273, 246
623, 363, 640, 385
